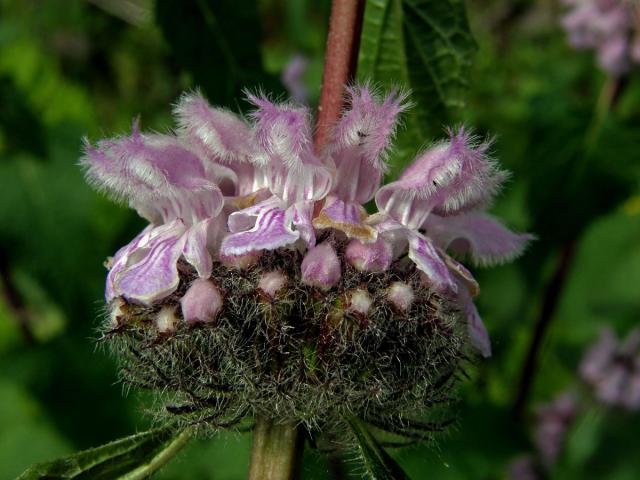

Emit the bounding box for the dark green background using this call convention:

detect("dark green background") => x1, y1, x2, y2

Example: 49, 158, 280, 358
1, 0, 639, 478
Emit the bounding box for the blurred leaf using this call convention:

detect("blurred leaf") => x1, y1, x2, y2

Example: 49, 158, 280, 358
349, 418, 411, 479
155, 0, 278, 107
0, 76, 46, 157
358, 0, 476, 175
17, 427, 192, 480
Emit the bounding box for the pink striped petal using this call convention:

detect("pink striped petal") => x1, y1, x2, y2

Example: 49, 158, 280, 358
106, 225, 154, 301
221, 202, 300, 255
248, 94, 333, 203
458, 284, 491, 357
113, 220, 188, 305
409, 233, 457, 296
376, 128, 506, 229
330, 86, 408, 203
424, 213, 533, 266
313, 196, 375, 241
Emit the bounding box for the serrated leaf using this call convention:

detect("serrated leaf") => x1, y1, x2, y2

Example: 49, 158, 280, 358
17, 427, 192, 480
348, 418, 411, 480
358, 0, 477, 176
155, 0, 279, 107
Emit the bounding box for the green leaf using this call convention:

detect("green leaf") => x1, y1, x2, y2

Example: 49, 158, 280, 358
155, 0, 279, 107
348, 418, 411, 480
358, 0, 477, 176
17, 427, 192, 480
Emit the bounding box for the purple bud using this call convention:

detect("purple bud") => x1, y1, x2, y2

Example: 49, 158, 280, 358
348, 289, 373, 316
180, 279, 224, 323
534, 392, 577, 467
507, 456, 541, 480
258, 271, 288, 298
387, 282, 415, 311
156, 305, 178, 334
345, 237, 392, 272
301, 242, 341, 290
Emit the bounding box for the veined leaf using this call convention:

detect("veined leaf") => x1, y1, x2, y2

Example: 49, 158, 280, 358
348, 418, 411, 480
358, 0, 477, 176
17, 427, 192, 480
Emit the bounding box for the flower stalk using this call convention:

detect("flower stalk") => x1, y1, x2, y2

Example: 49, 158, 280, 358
247, 418, 302, 480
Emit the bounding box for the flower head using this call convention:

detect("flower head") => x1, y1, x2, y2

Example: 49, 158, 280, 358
87, 86, 531, 439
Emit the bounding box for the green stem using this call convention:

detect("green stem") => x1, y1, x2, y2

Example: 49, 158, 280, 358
247, 417, 302, 480
121, 428, 193, 480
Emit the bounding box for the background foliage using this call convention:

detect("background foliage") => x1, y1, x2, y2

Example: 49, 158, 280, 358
1, 0, 639, 478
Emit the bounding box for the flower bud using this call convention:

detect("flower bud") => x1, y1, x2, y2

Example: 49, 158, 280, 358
301, 242, 341, 290
348, 289, 373, 316
387, 282, 415, 312
345, 238, 392, 272
180, 279, 223, 323
156, 305, 178, 334
258, 270, 287, 298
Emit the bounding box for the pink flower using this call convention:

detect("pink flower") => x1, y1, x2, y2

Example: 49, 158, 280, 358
84, 86, 531, 357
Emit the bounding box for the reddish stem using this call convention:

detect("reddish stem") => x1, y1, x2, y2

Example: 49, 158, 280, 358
315, 0, 365, 152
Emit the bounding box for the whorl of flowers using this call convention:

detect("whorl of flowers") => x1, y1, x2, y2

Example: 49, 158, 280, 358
82, 86, 531, 437
580, 327, 640, 410
562, 0, 640, 75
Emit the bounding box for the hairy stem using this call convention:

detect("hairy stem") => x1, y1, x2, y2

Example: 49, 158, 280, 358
247, 417, 303, 480
315, 0, 365, 151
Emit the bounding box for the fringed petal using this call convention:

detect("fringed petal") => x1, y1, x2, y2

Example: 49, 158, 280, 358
82, 126, 223, 224
409, 233, 457, 296
248, 94, 333, 203
174, 91, 254, 164
221, 201, 299, 255
458, 284, 491, 358
376, 128, 507, 229
112, 220, 188, 305
313, 196, 376, 241
424, 213, 533, 267
330, 86, 408, 203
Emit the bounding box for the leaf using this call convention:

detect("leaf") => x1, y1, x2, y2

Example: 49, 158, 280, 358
155, 0, 280, 107
17, 427, 192, 480
358, 0, 477, 176
348, 418, 411, 480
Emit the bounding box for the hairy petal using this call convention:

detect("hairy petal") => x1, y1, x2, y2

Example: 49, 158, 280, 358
424, 213, 533, 266
376, 128, 506, 228
174, 91, 254, 164
248, 94, 333, 203
289, 201, 316, 247
82, 126, 223, 224
330, 86, 408, 203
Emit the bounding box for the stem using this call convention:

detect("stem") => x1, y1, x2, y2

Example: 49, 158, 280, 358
315, 0, 365, 151
247, 417, 303, 480
513, 242, 576, 418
